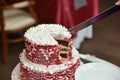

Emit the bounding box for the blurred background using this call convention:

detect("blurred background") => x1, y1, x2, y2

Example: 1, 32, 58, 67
0, 0, 120, 80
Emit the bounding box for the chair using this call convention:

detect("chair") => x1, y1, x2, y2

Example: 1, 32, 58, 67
0, 0, 38, 64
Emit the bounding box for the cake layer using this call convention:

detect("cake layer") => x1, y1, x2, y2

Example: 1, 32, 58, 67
25, 39, 61, 66
24, 24, 72, 65
20, 60, 80, 80
24, 24, 72, 44
20, 48, 80, 80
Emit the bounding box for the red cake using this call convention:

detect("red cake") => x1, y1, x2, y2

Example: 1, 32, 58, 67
19, 24, 80, 80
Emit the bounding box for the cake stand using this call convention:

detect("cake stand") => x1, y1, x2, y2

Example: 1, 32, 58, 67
11, 63, 20, 80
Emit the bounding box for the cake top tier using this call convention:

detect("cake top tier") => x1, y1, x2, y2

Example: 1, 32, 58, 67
24, 24, 71, 45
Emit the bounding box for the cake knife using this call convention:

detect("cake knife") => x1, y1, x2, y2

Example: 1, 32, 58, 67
69, 5, 120, 34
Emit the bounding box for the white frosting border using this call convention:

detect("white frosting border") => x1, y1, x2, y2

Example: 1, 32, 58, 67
24, 24, 72, 45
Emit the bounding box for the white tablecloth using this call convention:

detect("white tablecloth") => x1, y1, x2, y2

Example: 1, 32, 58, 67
75, 53, 120, 80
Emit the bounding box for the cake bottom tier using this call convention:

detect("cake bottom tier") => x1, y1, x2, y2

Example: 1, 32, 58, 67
19, 49, 80, 80
21, 59, 80, 80
11, 60, 81, 80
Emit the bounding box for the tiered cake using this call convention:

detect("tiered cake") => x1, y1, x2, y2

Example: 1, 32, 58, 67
17, 24, 80, 80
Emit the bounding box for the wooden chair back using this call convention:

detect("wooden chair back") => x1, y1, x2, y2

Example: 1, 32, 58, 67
0, 0, 38, 64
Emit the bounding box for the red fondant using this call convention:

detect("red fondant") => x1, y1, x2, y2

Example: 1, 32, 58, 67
25, 39, 61, 66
